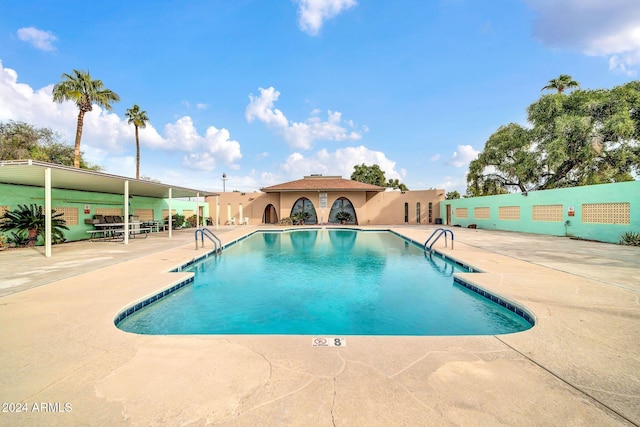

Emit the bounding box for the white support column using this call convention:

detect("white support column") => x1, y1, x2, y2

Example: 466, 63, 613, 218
124, 181, 130, 245
215, 195, 219, 230
45, 167, 52, 258
196, 192, 200, 229
168, 188, 173, 238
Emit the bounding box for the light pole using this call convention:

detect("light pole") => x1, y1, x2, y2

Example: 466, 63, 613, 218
222, 172, 228, 192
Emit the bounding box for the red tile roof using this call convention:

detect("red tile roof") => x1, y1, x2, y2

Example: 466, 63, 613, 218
261, 175, 386, 192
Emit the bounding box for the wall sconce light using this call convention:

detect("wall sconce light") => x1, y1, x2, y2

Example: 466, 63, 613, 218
521, 192, 528, 196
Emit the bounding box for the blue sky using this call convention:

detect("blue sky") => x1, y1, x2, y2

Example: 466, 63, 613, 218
1, 0, 638, 194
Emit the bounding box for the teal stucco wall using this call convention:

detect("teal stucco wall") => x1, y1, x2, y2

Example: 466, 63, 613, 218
440, 181, 639, 244
0, 183, 209, 244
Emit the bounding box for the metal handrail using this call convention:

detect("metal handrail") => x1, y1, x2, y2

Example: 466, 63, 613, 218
195, 228, 222, 252
424, 228, 454, 252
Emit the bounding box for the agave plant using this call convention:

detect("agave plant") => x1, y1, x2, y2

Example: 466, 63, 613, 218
619, 231, 640, 246
0, 204, 68, 246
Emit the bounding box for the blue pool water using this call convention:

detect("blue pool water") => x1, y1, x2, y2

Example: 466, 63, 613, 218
117, 230, 533, 336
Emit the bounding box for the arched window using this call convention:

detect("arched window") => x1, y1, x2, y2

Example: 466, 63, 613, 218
290, 197, 318, 224
328, 197, 357, 224
416, 202, 421, 223
428, 202, 433, 223
404, 203, 409, 223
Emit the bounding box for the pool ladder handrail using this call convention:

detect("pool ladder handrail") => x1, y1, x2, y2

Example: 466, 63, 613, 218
195, 227, 222, 253
424, 228, 454, 252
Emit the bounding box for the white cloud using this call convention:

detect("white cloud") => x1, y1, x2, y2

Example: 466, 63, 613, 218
448, 145, 479, 168
245, 87, 288, 128
295, 0, 357, 35
430, 154, 441, 162
245, 86, 363, 149
278, 145, 403, 182
524, 0, 640, 75
0, 61, 241, 174
181, 100, 209, 109
17, 27, 57, 51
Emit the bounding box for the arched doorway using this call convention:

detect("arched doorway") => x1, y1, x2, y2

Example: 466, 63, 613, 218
290, 197, 318, 224
328, 197, 357, 224
263, 204, 278, 224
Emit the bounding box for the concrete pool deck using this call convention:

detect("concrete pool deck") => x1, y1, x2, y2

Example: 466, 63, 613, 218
0, 226, 638, 426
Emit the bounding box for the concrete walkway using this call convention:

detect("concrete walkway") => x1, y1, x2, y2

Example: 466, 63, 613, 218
0, 225, 638, 426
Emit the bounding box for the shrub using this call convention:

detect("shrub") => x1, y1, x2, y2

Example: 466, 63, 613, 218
335, 211, 353, 223
164, 214, 185, 229
0, 204, 68, 246
619, 231, 640, 246
185, 215, 203, 228
278, 217, 293, 226
7, 231, 29, 247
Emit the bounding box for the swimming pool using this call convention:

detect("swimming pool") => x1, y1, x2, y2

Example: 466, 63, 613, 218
117, 229, 533, 336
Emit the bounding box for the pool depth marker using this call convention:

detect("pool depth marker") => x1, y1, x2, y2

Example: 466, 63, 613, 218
312, 338, 346, 347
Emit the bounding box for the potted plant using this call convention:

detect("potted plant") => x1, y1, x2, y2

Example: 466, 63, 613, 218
335, 211, 353, 225
291, 211, 310, 225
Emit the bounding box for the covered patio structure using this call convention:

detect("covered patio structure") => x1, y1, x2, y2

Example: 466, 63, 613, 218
0, 160, 217, 257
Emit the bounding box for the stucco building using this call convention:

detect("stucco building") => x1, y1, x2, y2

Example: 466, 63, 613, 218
206, 175, 445, 226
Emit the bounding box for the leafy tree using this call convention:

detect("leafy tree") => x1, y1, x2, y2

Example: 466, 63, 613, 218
125, 104, 150, 179
52, 70, 120, 168
351, 164, 409, 190
446, 191, 461, 199
0, 121, 100, 169
467, 123, 536, 195
351, 163, 387, 186
0, 121, 44, 159
541, 74, 580, 93
468, 80, 640, 196
387, 178, 409, 191
1, 204, 68, 246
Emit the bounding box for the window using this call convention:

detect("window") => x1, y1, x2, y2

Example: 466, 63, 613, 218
498, 206, 520, 220
328, 197, 357, 224
474, 207, 490, 219
161, 209, 177, 218
404, 203, 408, 223
428, 202, 433, 223
532, 205, 562, 222
582, 202, 630, 224
53, 207, 79, 226
416, 202, 421, 223
134, 209, 154, 221
290, 197, 318, 224
455, 208, 468, 218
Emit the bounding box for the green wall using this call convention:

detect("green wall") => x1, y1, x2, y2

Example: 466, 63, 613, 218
0, 183, 209, 244
440, 181, 639, 244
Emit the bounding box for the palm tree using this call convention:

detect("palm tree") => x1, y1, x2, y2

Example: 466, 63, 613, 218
52, 70, 120, 168
1, 204, 68, 246
541, 74, 580, 94
125, 104, 150, 179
